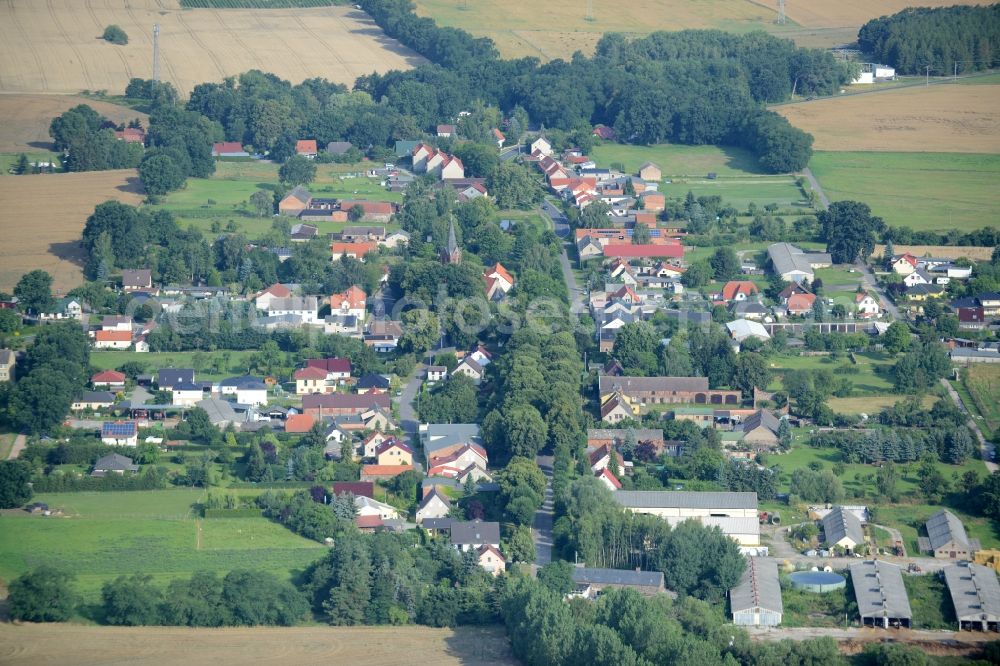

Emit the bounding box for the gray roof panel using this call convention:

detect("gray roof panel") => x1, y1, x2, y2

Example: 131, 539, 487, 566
730, 557, 783, 615
850, 560, 912, 620
926, 509, 972, 551
572, 567, 665, 589
822, 506, 865, 547
613, 490, 758, 510
943, 563, 1000, 621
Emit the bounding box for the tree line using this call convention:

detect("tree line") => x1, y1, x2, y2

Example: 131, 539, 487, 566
858, 5, 1000, 75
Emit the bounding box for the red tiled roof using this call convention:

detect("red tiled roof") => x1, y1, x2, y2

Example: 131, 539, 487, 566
212, 141, 243, 155
721, 281, 759, 301
95, 330, 132, 342
92, 370, 127, 383
339, 200, 394, 215
306, 358, 352, 374
284, 414, 316, 433
596, 468, 623, 489
362, 464, 414, 478
294, 366, 328, 380
356, 515, 384, 528
486, 262, 514, 286
787, 293, 816, 312
331, 242, 377, 257
258, 283, 291, 299
295, 139, 318, 154
603, 244, 683, 259
330, 286, 367, 310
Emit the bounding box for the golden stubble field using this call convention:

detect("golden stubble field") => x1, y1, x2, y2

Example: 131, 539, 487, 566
415, 0, 987, 57
0, 623, 517, 666
0, 94, 149, 153
0, 170, 144, 293
776, 84, 1000, 153
0, 0, 424, 96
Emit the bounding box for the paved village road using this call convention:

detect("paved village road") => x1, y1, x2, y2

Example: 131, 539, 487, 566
941, 377, 997, 472
397, 366, 422, 441
801, 167, 829, 211
857, 260, 902, 319
532, 454, 555, 566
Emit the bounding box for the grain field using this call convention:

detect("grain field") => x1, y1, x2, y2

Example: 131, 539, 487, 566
0, 1, 424, 97
777, 0, 989, 29
776, 84, 1000, 153
0, 170, 144, 293
0, 93, 149, 153
0, 623, 517, 666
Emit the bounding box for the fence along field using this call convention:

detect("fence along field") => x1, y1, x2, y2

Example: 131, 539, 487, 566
0, 1, 424, 96
0, 170, 144, 293
775, 83, 1000, 153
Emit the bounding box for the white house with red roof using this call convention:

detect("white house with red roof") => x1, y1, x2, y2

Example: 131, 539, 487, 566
427, 443, 488, 479
254, 283, 292, 311
293, 366, 329, 395
855, 291, 881, 317
295, 139, 318, 158
484, 263, 515, 301
329, 286, 367, 319
411, 143, 434, 171
476, 545, 506, 576
92, 370, 127, 390
468, 345, 492, 367
891, 253, 918, 276
440, 154, 465, 180
306, 357, 352, 382
491, 128, 505, 148
361, 432, 392, 459
596, 467, 623, 490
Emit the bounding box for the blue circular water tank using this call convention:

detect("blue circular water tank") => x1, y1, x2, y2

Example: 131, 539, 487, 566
789, 570, 846, 593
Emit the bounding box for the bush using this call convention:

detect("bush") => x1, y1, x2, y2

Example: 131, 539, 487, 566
8, 567, 78, 622
102, 25, 128, 45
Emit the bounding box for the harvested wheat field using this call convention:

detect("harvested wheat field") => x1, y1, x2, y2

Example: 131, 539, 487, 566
0, 170, 144, 293
779, 0, 989, 28
776, 84, 1000, 153
0, 623, 517, 666
0, 93, 148, 153
873, 245, 995, 261
0, 1, 424, 97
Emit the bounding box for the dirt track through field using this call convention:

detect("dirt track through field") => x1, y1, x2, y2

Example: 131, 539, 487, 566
777, 84, 1000, 153
0, 0, 425, 96
0, 623, 518, 666
0, 170, 144, 293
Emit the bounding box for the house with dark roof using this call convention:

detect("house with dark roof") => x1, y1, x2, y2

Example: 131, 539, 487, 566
416, 488, 452, 524
91, 453, 139, 477
122, 269, 153, 292
326, 141, 353, 155
157, 368, 195, 391
301, 393, 390, 418
450, 520, 500, 552
944, 563, 1000, 631
356, 374, 390, 394
72, 391, 116, 411
739, 410, 782, 448
571, 567, 667, 598
851, 560, 912, 628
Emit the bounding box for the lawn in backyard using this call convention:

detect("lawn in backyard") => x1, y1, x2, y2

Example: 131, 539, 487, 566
808, 151, 1000, 232
960, 364, 1000, 440
90, 350, 260, 382
764, 441, 987, 499
663, 178, 811, 214
590, 143, 768, 178
154, 160, 402, 237
0, 490, 325, 600
766, 351, 896, 395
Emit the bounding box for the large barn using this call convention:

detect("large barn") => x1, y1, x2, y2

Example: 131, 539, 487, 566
730, 557, 783, 626
850, 560, 912, 628
943, 563, 1000, 632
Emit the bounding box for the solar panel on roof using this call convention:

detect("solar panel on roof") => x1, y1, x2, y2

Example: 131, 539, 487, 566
102, 422, 136, 436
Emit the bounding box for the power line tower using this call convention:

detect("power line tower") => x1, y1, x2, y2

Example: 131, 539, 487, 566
777, 0, 786, 25
152, 24, 161, 83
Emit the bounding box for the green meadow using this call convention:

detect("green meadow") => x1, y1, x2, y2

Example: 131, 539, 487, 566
0, 490, 325, 600
808, 151, 1000, 232
89, 351, 260, 382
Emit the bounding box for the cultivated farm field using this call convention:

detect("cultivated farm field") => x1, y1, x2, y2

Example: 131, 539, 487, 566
808, 151, 1000, 232
0, 93, 148, 153
0, 1, 424, 96
0, 623, 517, 666
778, 0, 990, 28
0, 170, 145, 293
775, 83, 1000, 153
962, 364, 1000, 439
